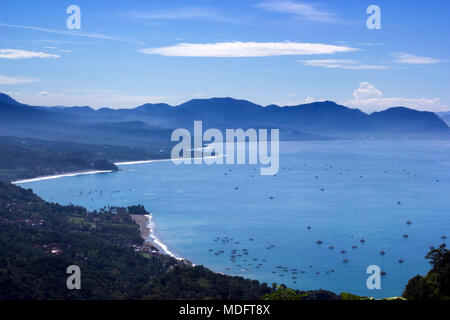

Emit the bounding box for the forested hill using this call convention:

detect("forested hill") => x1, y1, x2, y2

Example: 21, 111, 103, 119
0, 181, 271, 299
0, 136, 169, 182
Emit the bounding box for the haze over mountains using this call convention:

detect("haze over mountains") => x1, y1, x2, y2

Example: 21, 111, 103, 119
437, 112, 450, 126
0, 93, 448, 148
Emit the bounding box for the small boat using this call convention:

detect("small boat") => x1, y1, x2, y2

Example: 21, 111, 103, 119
403, 234, 409, 238
316, 240, 323, 245
380, 250, 386, 255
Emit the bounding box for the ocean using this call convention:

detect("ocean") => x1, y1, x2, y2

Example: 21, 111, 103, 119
16, 140, 450, 298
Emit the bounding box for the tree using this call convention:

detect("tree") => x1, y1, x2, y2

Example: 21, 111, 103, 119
403, 244, 449, 300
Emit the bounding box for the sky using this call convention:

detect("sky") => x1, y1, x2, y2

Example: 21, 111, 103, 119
0, 0, 449, 113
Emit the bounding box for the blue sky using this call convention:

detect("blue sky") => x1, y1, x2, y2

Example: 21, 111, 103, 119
0, 0, 449, 112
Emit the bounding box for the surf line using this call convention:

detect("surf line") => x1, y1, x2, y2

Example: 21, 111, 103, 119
11, 170, 114, 184
145, 213, 188, 263
115, 155, 222, 166
12, 156, 222, 184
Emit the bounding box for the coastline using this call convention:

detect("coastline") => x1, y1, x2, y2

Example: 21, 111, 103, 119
11, 169, 114, 184
131, 213, 190, 263
11, 158, 190, 265
145, 213, 188, 262
115, 158, 172, 165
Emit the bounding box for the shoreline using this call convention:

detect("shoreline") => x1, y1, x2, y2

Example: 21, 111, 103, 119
12, 154, 223, 185
145, 213, 188, 262
11, 158, 174, 184
12, 158, 190, 264
130, 213, 184, 260
11, 169, 114, 184
131, 213, 189, 263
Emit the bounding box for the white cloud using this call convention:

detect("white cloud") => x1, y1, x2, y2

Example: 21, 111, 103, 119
300, 59, 388, 70
4, 91, 21, 96
352, 81, 383, 100
0, 74, 40, 84
37, 91, 63, 97
0, 49, 60, 59
139, 41, 356, 57
302, 96, 316, 104
271, 96, 318, 106
346, 82, 447, 112
129, 7, 237, 23
258, 0, 337, 22
392, 53, 440, 64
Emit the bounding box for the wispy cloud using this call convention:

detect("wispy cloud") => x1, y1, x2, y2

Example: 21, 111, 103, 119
37, 91, 63, 97
392, 53, 440, 64
346, 82, 447, 112
299, 59, 388, 70
258, 0, 338, 22
139, 41, 356, 57
128, 7, 239, 23
0, 22, 144, 45
0, 74, 40, 84
0, 49, 60, 59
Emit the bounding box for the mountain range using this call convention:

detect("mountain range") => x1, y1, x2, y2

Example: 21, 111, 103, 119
0, 93, 448, 147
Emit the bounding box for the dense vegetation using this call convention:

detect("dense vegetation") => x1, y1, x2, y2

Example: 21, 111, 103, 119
92, 159, 119, 171
0, 181, 272, 299
402, 244, 450, 300
0, 136, 168, 182
263, 285, 340, 300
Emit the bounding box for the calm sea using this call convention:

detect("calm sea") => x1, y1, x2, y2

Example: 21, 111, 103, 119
18, 140, 450, 298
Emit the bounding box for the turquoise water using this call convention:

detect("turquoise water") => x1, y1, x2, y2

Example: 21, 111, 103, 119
18, 141, 450, 298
